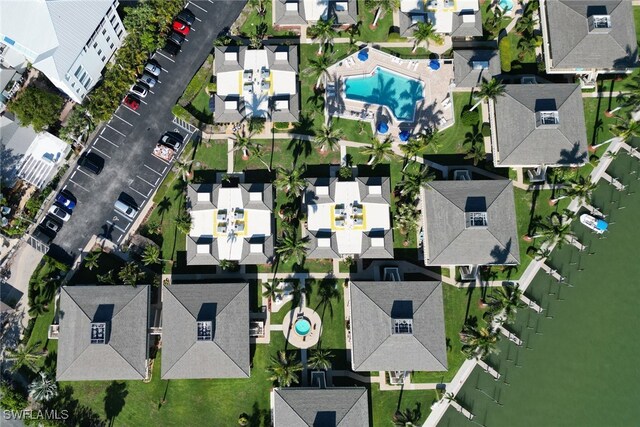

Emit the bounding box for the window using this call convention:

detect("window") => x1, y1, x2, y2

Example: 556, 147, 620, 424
101, 55, 106, 62
79, 71, 87, 84
93, 42, 98, 48
114, 22, 120, 32
110, 14, 116, 25
97, 49, 102, 56
84, 77, 92, 89
74, 65, 83, 78
106, 36, 110, 42
117, 29, 123, 38
465, 211, 488, 228
102, 28, 106, 35
110, 43, 114, 49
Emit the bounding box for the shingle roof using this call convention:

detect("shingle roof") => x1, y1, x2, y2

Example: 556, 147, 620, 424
493, 84, 588, 166
544, 0, 637, 70
161, 283, 250, 379
357, 176, 391, 204
187, 183, 219, 211
306, 230, 341, 259
273, 388, 369, 427
265, 45, 299, 73
454, 49, 501, 88
270, 94, 300, 122
398, 12, 427, 37
214, 46, 245, 73
359, 229, 394, 259
422, 180, 520, 266
56, 285, 149, 381
451, 10, 483, 38
305, 177, 337, 204
186, 236, 220, 265
214, 95, 245, 123
273, 0, 358, 26
349, 281, 447, 371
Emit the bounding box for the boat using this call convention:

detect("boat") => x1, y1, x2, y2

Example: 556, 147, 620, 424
580, 213, 608, 234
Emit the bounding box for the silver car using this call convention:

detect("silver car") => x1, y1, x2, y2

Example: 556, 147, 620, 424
130, 84, 148, 98
144, 62, 161, 77
138, 73, 157, 88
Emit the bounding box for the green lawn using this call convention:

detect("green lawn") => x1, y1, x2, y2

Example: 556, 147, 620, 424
189, 89, 212, 123
436, 92, 484, 155
233, 138, 340, 172
357, 0, 394, 42
370, 384, 437, 427
239, 0, 296, 37
63, 347, 273, 426
481, 1, 513, 40
380, 46, 431, 59
306, 279, 346, 352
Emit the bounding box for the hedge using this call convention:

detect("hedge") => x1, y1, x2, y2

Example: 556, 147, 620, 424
499, 37, 512, 72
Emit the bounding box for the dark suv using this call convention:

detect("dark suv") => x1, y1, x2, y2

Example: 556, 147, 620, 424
177, 9, 195, 26
160, 132, 184, 150
78, 152, 104, 175
167, 31, 185, 46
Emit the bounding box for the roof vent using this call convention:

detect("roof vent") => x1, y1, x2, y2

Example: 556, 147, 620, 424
90, 322, 108, 344
392, 318, 413, 335
535, 110, 560, 128
588, 15, 612, 33
197, 321, 213, 341
465, 211, 488, 228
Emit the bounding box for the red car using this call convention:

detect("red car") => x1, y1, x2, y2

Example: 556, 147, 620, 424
123, 94, 140, 111
172, 19, 190, 36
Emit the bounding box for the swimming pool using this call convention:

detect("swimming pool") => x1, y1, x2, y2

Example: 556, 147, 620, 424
344, 67, 424, 122
294, 318, 311, 336
498, 0, 513, 11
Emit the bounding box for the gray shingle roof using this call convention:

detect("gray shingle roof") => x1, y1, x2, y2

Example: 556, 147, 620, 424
214, 46, 245, 73
454, 49, 501, 88
239, 235, 275, 264
398, 12, 427, 37
422, 180, 520, 266
305, 177, 337, 204
544, 0, 638, 70
273, 0, 358, 26
451, 10, 483, 38
493, 84, 588, 166
214, 94, 245, 123
265, 45, 299, 73
187, 183, 219, 211
357, 176, 391, 204
360, 229, 394, 259
349, 281, 447, 372
270, 93, 300, 122
57, 285, 149, 381
161, 283, 250, 379
186, 236, 220, 265
273, 388, 369, 427
307, 230, 341, 259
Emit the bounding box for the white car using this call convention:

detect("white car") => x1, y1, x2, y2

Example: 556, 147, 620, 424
48, 204, 71, 222
130, 84, 148, 98
138, 73, 157, 88
144, 62, 161, 77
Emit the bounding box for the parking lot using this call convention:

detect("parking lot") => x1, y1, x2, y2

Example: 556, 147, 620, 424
48, 0, 246, 263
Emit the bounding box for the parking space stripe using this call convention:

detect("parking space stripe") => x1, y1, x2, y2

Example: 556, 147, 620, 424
188, 2, 208, 12
149, 90, 155, 95
68, 179, 90, 192
162, 68, 169, 74
107, 220, 129, 233
76, 167, 96, 179
113, 114, 134, 126
136, 175, 155, 187
128, 185, 149, 199
97, 135, 120, 148
144, 164, 163, 176
155, 51, 175, 63
140, 99, 148, 105
91, 146, 112, 159
195, 16, 202, 22
105, 124, 126, 137
123, 105, 141, 115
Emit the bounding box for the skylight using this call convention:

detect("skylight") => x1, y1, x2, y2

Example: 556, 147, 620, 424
589, 15, 612, 33
465, 211, 488, 228
392, 319, 413, 335
197, 321, 213, 341
535, 110, 560, 128
90, 322, 107, 344
472, 60, 489, 70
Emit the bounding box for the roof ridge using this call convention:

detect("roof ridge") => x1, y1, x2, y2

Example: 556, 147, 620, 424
216, 282, 249, 317
484, 180, 511, 209
407, 334, 448, 371
336, 388, 368, 426
502, 128, 573, 164
112, 286, 148, 322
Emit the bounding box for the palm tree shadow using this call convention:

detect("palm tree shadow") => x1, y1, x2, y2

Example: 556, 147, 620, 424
104, 381, 128, 427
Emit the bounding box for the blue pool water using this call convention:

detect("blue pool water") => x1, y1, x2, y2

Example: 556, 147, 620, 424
498, 0, 513, 11
344, 67, 424, 122
295, 318, 311, 335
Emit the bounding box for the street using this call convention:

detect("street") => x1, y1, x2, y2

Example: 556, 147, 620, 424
48, 0, 246, 263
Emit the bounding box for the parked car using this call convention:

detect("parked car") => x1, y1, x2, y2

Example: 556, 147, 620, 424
130, 84, 148, 98
167, 31, 185, 47
78, 152, 104, 175
164, 40, 181, 56
42, 215, 63, 233
144, 62, 161, 77
114, 199, 138, 219
33, 226, 54, 245
160, 131, 184, 150
55, 190, 76, 210
138, 73, 157, 88
48, 204, 71, 222
176, 9, 195, 26
123, 94, 140, 111
173, 19, 190, 36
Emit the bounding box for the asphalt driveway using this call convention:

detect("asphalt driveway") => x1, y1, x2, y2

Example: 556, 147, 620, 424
49, 1, 246, 263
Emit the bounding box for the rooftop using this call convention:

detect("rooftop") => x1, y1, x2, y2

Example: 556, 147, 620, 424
453, 49, 501, 88
399, 0, 479, 34
273, 0, 358, 26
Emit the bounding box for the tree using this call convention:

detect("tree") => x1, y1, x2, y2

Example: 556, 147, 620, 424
118, 263, 145, 287
399, 138, 426, 169
28, 371, 58, 403
411, 21, 443, 53
393, 405, 422, 426
362, 136, 394, 166
515, 14, 536, 35
28, 295, 49, 317
267, 350, 303, 387
464, 143, 485, 166
470, 78, 506, 111
314, 121, 344, 153
397, 165, 433, 199
308, 348, 334, 370
247, 0, 267, 17
247, 116, 266, 135
459, 324, 500, 360
307, 18, 337, 55
97, 269, 117, 285
608, 75, 640, 116
249, 143, 272, 172
238, 413, 250, 426
175, 211, 192, 235
551, 175, 597, 206
5, 341, 44, 373
316, 280, 340, 317
534, 212, 577, 249
484, 284, 527, 325
365, 0, 400, 27
276, 232, 308, 265
83, 249, 102, 271
274, 166, 307, 197
463, 130, 484, 148
7, 86, 64, 132
609, 115, 640, 144
59, 106, 95, 145
304, 52, 334, 88
517, 37, 536, 60
141, 244, 166, 265
394, 201, 420, 236
346, 21, 362, 48
262, 282, 283, 305
174, 158, 193, 182
219, 259, 238, 271
232, 130, 253, 160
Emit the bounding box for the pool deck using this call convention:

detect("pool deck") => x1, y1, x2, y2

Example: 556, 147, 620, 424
324, 47, 455, 140
281, 306, 322, 349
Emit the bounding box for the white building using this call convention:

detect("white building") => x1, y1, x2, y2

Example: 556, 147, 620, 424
0, 0, 125, 103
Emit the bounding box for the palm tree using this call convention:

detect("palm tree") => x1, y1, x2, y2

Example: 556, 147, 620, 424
550, 175, 597, 206
247, 116, 266, 135
274, 166, 307, 197
5, 341, 44, 373
141, 244, 166, 266
484, 284, 527, 325
397, 165, 433, 198
394, 201, 420, 236
464, 143, 485, 166
262, 282, 283, 306
411, 21, 443, 53
28, 295, 49, 317
249, 143, 272, 172
28, 371, 58, 402
219, 259, 238, 271
97, 269, 117, 285
366, 0, 400, 27
363, 136, 394, 166
463, 130, 484, 148
399, 138, 426, 169
304, 52, 333, 88
515, 14, 536, 35
232, 131, 253, 160
308, 348, 334, 370
175, 211, 192, 235
470, 78, 506, 111
314, 121, 344, 153
118, 263, 145, 287
267, 350, 303, 387
608, 75, 640, 116
534, 212, 577, 249
308, 18, 337, 55
174, 158, 194, 182
459, 324, 500, 360
609, 115, 640, 145
517, 37, 536, 60
393, 405, 422, 427
247, 0, 267, 17
276, 232, 309, 265
316, 279, 341, 317
238, 413, 250, 426
83, 249, 101, 271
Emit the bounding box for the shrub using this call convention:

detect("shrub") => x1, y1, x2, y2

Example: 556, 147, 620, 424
338, 166, 353, 180
461, 106, 480, 126
0, 381, 28, 412
7, 86, 64, 132
180, 55, 213, 104
171, 104, 194, 123
274, 122, 290, 130
386, 32, 404, 42
481, 122, 491, 137
499, 37, 512, 72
